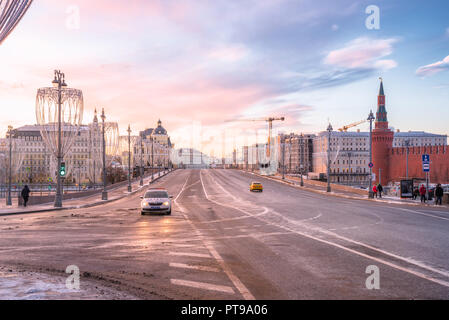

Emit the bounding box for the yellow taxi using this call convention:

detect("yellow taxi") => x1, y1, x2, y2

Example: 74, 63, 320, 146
250, 182, 263, 192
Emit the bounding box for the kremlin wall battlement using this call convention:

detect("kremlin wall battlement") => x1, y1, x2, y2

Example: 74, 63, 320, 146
371, 80, 449, 185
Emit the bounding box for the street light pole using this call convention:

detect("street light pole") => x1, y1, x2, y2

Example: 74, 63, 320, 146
6, 125, 13, 206
78, 161, 81, 192
101, 109, 108, 200
52, 70, 67, 208
127, 124, 132, 193
405, 139, 410, 179
282, 141, 285, 180
140, 137, 144, 186
326, 123, 333, 193
368, 110, 375, 199
151, 137, 154, 181
300, 135, 305, 187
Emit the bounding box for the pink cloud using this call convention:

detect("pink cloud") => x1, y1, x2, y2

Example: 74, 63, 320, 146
324, 37, 398, 70
416, 54, 449, 77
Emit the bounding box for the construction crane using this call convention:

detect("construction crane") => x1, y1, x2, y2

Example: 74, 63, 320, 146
225, 117, 285, 157
338, 119, 367, 132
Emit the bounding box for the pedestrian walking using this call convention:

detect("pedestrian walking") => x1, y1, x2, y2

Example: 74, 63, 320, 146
21, 185, 30, 207
435, 183, 444, 206
413, 187, 419, 200
419, 184, 427, 203
377, 183, 383, 198
372, 184, 378, 198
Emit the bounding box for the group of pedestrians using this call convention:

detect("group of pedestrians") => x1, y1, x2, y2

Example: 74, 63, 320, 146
372, 183, 383, 198
413, 184, 444, 205
371, 182, 445, 206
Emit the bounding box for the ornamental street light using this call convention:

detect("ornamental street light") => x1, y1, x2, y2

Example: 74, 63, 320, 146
36, 70, 83, 208
368, 110, 375, 199
127, 124, 132, 192
101, 108, 108, 200
0, 0, 33, 45
326, 123, 333, 193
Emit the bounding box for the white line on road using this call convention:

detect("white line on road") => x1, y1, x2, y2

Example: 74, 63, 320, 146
174, 181, 256, 300
392, 207, 449, 221
169, 252, 211, 258
170, 279, 235, 294
200, 169, 449, 288
169, 262, 221, 273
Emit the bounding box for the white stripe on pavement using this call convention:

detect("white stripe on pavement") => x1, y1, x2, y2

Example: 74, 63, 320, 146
169, 252, 211, 258
169, 262, 220, 273
170, 279, 235, 294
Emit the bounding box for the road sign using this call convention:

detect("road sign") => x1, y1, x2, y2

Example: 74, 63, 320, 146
369, 162, 374, 168
422, 154, 430, 172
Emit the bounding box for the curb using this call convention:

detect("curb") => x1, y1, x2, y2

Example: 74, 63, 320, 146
239, 170, 449, 209
0, 170, 175, 217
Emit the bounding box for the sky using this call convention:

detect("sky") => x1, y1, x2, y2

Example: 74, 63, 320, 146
0, 0, 448, 155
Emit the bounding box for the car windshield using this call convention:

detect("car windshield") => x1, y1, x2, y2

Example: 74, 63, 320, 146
144, 191, 169, 198
252, 183, 261, 185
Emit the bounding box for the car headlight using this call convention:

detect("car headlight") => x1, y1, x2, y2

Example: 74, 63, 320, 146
163, 201, 169, 206
142, 201, 149, 206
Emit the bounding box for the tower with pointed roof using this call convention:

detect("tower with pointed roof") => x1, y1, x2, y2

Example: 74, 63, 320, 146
372, 78, 394, 184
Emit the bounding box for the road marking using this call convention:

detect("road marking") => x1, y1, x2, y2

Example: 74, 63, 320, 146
171, 279, 235, 294
201, 169, 449, 288
169, 262, 220, 273
169, 252, 211, 258
175, 187, 256, 300
392, 207, 449, 221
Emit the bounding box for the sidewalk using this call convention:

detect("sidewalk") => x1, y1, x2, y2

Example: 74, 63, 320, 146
0, 169, 174, 216
243, 170, 449, 209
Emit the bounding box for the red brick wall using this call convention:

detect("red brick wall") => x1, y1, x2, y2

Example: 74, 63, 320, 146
388, 145, 449, 184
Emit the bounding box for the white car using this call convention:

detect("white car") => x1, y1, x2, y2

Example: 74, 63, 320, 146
140, 189, 173, 215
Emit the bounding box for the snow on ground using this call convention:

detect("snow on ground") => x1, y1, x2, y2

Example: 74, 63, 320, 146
0, 269, 136, 300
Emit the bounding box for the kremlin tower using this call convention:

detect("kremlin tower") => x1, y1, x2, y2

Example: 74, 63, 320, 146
372, 79, 394, 185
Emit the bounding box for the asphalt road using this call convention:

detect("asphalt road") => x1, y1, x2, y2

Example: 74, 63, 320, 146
1, 169, 449, 299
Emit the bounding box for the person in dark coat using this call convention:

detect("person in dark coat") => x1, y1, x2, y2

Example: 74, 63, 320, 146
413, 187, 419, 200
21, 185, 30, 207
377, 183, 383, 198
435, 184, 444, 206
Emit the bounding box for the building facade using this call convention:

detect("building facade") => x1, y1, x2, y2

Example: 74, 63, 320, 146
279, 133, 314, 174
312, 131, 371, 185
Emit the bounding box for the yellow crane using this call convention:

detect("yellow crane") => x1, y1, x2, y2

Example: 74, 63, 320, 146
225, 117, 285, 157
338, 119, 367, 132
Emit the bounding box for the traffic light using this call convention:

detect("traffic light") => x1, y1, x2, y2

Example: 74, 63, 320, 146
60, 162, 66, 177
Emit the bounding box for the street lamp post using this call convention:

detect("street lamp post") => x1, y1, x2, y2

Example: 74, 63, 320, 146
78, 161, 81, 192
101, 109, 108, 200
368, 110, 375, 199
326, 123, 333, 193
52, 70, 67, 208
300, 135, 305, 187
404, 139, 410, 179
151, 137, 154, 181
282, 141, 285, 180
127, 125, 132, 193
6, 125, 13, 206
140, 137, 144, 186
